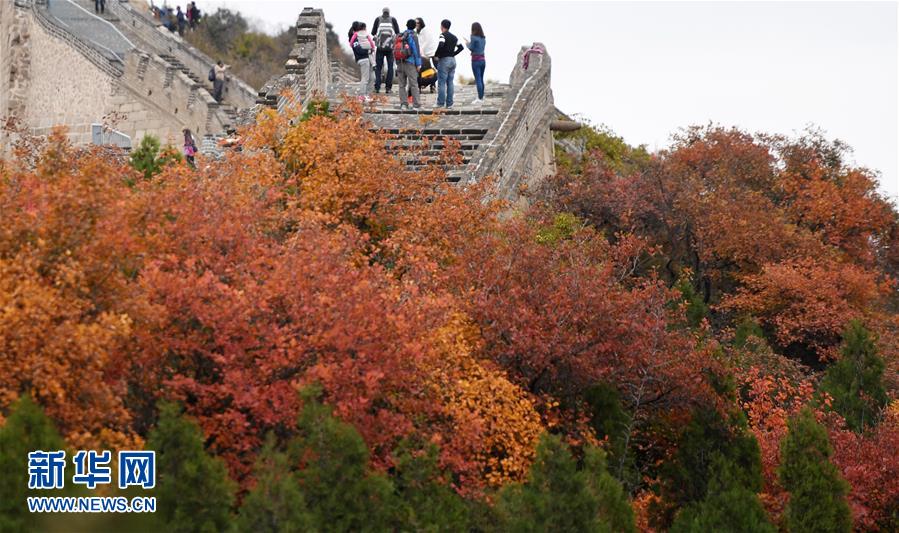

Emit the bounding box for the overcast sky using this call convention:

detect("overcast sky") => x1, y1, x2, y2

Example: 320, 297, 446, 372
199, 1, 898, 201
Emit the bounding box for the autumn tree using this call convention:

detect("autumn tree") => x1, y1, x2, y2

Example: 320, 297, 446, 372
820, 320, 888, 431
779, 408, 852, 533
497, 433, 635, 533
721, 257, 888, 363
147, 402, 235, 533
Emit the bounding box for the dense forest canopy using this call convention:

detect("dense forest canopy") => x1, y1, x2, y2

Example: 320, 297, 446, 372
0, 98, 897, 531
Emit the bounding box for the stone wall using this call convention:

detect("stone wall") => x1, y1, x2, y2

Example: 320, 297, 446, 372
254, 8, 331, 115
0, 1, 31, 129
1, 0, 232, 149
104, 0, 257, 108
469, 44, 556, 201
23, 9, 117, 144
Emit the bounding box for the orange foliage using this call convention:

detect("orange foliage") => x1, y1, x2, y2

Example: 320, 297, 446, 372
426, 314, 544, 492
722, 257, 892, 360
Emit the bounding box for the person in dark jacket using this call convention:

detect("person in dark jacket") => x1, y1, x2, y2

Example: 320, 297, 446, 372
434, 19, 464, 108
395, 19, 422, 109
95, 0, 105, 14
176, 6, 186, 36
463, 22, 486, 103
372, 7, 400, 93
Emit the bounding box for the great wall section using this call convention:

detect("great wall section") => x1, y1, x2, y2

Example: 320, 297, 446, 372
2, 2, 562, 200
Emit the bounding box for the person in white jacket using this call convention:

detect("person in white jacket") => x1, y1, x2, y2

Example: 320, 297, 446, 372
415, 17, 438, 70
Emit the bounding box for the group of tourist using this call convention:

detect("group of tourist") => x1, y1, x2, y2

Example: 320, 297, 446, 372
151, 2, 202, 36
348, 8, 487, 109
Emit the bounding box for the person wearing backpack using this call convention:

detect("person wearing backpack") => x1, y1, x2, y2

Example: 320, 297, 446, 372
372, 7, 400, 94
350, 23, 376, 97
395, 19, 422, 109
434, 19, 464, 109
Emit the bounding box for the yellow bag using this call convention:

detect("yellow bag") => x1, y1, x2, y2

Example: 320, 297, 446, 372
420, 68, 437, 80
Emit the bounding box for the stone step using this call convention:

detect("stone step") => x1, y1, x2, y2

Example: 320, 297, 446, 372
362, 108, 500, 116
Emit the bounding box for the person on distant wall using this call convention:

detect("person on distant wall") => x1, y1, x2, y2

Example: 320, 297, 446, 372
176, 6, 187, 36
95, 0, 105, 15
213, 61, 229, 103
350, 22, 376, 97
183, 129, 197, 168
186, 2, 195, 29
434, 19, 464, 109
372, 7, 400, 94
395, 19, 422, 110
463, 23, 486, 104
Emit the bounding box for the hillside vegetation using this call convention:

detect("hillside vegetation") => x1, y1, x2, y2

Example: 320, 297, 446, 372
0, 103, 897, 531
183, 8, 354, 90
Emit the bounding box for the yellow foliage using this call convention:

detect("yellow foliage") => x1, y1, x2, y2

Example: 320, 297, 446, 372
428, 313, 544, 488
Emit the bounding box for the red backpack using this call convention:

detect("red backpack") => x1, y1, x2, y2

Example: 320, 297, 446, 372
393, 31, 411, 61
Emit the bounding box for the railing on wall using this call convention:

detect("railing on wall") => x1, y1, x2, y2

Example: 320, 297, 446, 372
107, 0, 257, 108
26, 0, 126, 77
467, 43, 554, 197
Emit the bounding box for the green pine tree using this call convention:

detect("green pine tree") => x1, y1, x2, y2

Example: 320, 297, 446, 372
820, 320, 888, 432
497, 433, 635, 533
0, 396, 68, 532
236, 434, 313, 533
653, 404, 763, 528
584, 382, 638, 490
778, 407, 852, 533
129, 135, 182, 183
670, 454, 775, 533
288, 395, 401, 532
391, 439, 470, 531
146, 402, 235, 533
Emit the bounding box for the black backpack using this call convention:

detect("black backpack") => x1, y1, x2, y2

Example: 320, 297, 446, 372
208, 67, 216, 82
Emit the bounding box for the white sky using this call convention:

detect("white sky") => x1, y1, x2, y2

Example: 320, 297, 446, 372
197, 0, 898, 201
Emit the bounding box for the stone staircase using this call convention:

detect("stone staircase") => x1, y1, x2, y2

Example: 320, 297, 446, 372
326, 81, 508, 182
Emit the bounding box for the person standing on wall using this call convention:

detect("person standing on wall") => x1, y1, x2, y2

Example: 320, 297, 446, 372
176, 6, 187, 36
464, 23, 486, 104
415, 18, 438, 71
434, 19, 464, 109
351, 23, 376, 97
372, 7, 400, 94
395, 19, 422, 110
189, 2, 201, 29
213, 61, 229, 103
95, 0, 105, 15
